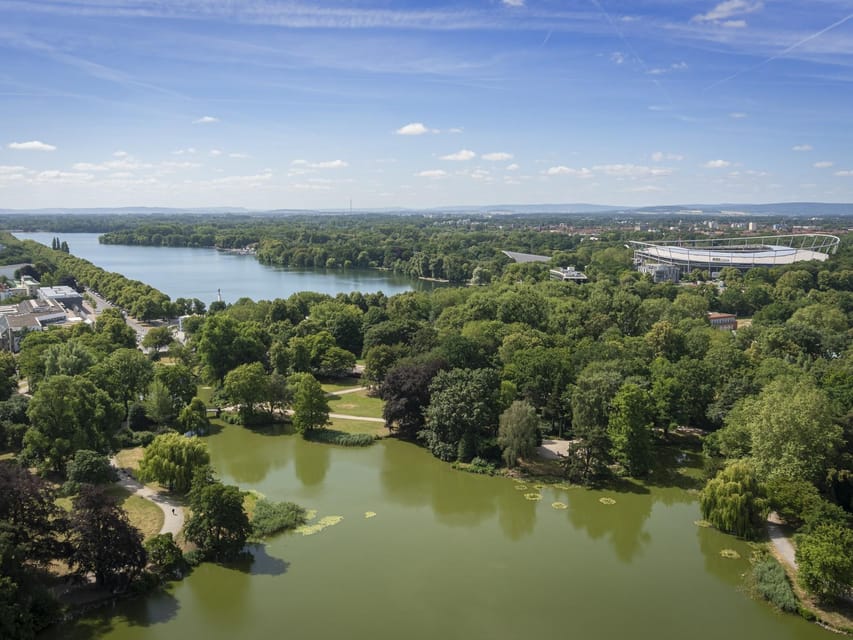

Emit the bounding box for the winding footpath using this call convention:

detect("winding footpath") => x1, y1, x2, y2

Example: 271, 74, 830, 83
110, 456, 185, 537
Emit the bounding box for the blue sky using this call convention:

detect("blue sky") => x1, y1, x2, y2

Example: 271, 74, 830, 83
1, 0, 852, 209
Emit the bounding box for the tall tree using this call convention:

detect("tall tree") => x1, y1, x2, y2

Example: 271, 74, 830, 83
795, 523, 853, 601
738, 380, 843, 486
88, 348, 154, 421
222, 362, 270, 424
289, 373, 329, 434
422, 368, 500, 462
69, 485, 147, 591
23, 375, 122, 473
185, 476, 250, 561
700, 461, 767, 540
381, 358, 446, 439
497, 400, 540, 468
608, 383, 655, 476
137, 433, 210, 494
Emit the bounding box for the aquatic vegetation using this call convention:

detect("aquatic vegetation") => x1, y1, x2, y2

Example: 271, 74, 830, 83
304, 509, 318, 521
719, 549, 741, 559
552, 484, 573, 491
752, 555, 798, 612
599, 497, 616, 505
533, 483, 546, 490
364, 511, 376, 519
251, 499, 307, 539
551, 502, 568, 510
514, 484, 529, 491
524, 493, 542, 501
694, 520, 712, 528
294, 515, 344, 536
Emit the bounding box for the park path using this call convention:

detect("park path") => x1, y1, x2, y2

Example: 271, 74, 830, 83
110, 456, 185, 537
767, 512, 797, 570
328, 412, 385, 423
327, 386, 369, 396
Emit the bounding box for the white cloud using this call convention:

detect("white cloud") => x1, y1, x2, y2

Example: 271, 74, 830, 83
630, 185, 665, 193
651, 152, 684, 162
814, 161, 833, 168
546, 166, 593, 178
447, 127, 464, 134
610, 52, 625, 65
506, 163, 520, 171
502, 0, 525, 7
34, 170, 93, 184
792, 144, 813, 152
8, 140, 56, 151
649, 61, 688, 75
0, 165, 26, 174
396, 122, 436, 136
173, 147, 197, 155
704, 159, 731, 168
834, 170, 853, 177
692, 1, 763, 25
113, 150, 129, 157
593, 163, 672, 177
313, 159, 348, 169
440, 149, 476, 161
482, 152, 513, 161
193, 115, 219, 124
291, 159, 348, 169
209, 149, 222, 157
229, 152, 250, 159
729, 112, 748, 119
416, 169, 447, 178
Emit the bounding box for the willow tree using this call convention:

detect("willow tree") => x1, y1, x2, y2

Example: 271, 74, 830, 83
137, 432, 210, 494
699, 460, 767, 539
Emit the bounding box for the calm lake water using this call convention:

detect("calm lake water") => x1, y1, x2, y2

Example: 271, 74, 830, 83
44, 426, 829, 640
16, 231, 831, 639
13, 232, 426, 304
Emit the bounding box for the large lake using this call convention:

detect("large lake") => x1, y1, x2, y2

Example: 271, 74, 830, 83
44, 425, 829, 640
13, 232, 427, 304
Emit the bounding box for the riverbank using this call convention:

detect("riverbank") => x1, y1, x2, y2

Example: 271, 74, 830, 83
766, 515, 853, 634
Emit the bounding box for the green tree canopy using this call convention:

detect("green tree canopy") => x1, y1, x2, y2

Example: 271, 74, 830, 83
289, 372, 329, 434
699, 460, 767, 540
497, 400, 540, 468
137, 433, 211, 493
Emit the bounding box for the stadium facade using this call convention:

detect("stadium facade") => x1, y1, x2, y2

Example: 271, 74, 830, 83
630, 234, 840, 280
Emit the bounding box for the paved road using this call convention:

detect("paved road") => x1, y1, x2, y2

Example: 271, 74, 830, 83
110, 456, 185, 538
84, 287, 150, 343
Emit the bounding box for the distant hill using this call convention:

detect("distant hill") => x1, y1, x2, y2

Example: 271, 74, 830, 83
0, 202, 851, 217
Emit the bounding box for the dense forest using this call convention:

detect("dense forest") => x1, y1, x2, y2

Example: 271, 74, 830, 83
0, 219, 851, 635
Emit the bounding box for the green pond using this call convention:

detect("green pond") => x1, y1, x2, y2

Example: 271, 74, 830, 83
47, 425, 830, 640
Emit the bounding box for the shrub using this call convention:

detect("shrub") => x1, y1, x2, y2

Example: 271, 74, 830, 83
752, 555, 798, 612
251, 499, 307, 539
67, 450, 116, 484
303, 429, 375, 447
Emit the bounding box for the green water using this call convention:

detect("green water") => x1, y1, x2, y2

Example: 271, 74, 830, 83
46, 425, 830, 640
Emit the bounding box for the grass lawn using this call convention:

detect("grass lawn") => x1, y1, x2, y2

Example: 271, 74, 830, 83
55, 484, 164, 541
114, 446, 145, 472
197, 384, 215, 405
328, 417, 389, 437
320, 377, 362, 392
327, 389, 384, 418
107, 486, 164, 541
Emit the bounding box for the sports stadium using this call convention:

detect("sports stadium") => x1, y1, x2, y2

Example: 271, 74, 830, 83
630, 234, 840, 280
